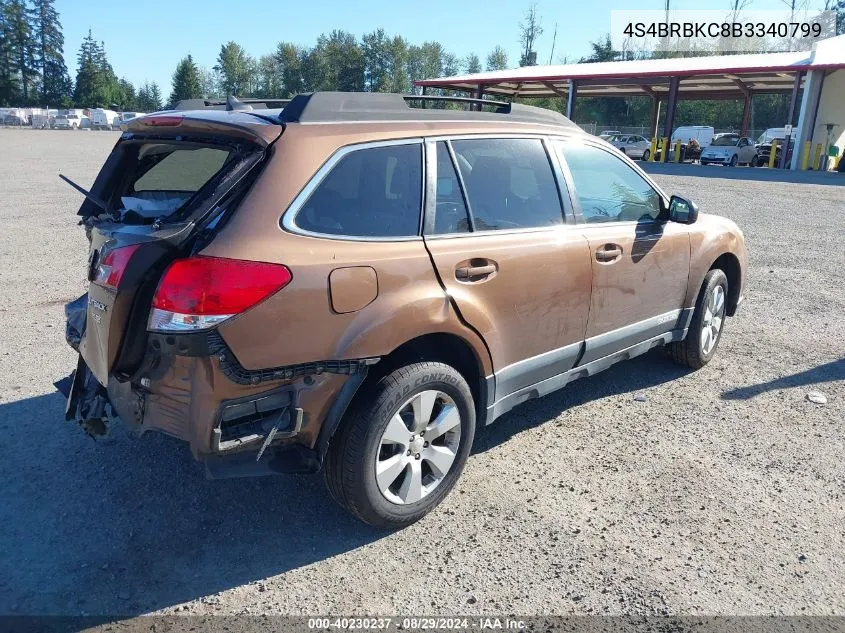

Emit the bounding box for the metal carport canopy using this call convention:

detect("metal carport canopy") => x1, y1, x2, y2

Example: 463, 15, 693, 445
413, 50, 831, 100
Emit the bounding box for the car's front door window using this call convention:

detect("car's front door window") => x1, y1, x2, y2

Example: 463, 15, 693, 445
557, 141, 663, 224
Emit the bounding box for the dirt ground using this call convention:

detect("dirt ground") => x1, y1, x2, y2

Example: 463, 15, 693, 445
0, 128, 842, 618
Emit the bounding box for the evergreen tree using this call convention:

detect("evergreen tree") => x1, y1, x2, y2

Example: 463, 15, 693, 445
72, 31, 121, 107
136, 80, 163, 111
0, 1, 21, 105
169, 54, 201, 106
73, 30, 99, 106
148, 82, 163, 110
117, 77, 135, 110
5, 0, 37, 102
31, 0, 70, 106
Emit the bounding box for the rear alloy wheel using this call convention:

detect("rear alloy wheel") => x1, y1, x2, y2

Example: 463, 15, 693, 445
750, 155, 759, 167
670, 269, 729, 369
324, 362, 475, 528
728, 154, 738, 167
642, 149, 651, 161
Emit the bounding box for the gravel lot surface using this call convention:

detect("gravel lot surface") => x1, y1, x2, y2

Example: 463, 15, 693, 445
1, 129, 843, 618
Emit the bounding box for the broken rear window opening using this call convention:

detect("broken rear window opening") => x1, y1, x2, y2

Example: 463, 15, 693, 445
73, 135, 264, 227
113, 142, 233, 224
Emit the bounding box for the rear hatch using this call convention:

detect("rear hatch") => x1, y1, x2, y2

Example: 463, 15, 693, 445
72, 111, 282, 386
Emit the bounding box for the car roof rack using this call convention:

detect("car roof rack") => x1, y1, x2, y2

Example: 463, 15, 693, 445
174, 96, 292, 111
278, 92, 574, 127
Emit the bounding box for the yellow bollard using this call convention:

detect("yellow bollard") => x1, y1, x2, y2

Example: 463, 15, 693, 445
801, 141, 811, 170
649, 138, 657, 162
662, 137, 669, 162
834, 155, 842, 171
673, 139, 682, 162
813, 143, 823, 170
768, 140, 779, 168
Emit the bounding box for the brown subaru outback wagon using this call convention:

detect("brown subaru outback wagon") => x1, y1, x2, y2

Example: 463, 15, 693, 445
60, 92, 747, 527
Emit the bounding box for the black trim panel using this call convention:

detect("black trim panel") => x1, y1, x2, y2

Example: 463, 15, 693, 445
579, 310, 683, 366
493, 341, 582, 401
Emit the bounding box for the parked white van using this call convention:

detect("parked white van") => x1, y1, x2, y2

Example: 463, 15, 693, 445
90, 108, 120, 130
672, 125, 715, 148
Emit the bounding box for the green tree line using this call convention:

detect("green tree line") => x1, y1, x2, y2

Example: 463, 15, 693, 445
167, 32, 512, 107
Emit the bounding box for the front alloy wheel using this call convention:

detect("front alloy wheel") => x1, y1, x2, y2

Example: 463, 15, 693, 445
700, 284, 725, 356
669, 268, 729, 369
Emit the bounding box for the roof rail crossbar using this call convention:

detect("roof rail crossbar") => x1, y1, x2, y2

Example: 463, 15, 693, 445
279, 92, 573, 127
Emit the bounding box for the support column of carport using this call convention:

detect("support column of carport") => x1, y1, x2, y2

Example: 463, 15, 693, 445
566, 79, 577, 120
474, 84, 484, 111
732, 78, 752, 136
786, 71, 807, 170
662, 76, 681, 162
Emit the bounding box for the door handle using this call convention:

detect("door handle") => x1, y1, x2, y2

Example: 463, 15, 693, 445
595, 245, 623, 262
455, 263, 497, 280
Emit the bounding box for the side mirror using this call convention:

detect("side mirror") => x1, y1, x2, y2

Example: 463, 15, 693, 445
669, 195, 698, 224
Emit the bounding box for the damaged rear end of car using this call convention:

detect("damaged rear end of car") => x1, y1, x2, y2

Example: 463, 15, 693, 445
60, 109, 315, 475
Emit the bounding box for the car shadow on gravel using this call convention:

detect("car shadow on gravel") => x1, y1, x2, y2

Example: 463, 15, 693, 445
0, 392, 386, 617
0, 351, 690, 617
473, 349, 691, 454
721, 358, 844, 400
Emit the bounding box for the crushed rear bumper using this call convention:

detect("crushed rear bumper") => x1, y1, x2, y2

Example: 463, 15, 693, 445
60, 296, 376, 477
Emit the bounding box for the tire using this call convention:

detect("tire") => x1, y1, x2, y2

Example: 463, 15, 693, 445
750, 155, 759, 167
324, 361, 476, 528
728, 154, 738, 167
642, 149, 650, 161
670, 269, 729, 370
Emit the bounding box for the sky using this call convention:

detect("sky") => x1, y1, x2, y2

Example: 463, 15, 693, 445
55, 0, 792, 96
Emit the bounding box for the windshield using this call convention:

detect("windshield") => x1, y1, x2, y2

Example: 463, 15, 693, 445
712, 136, 739, 147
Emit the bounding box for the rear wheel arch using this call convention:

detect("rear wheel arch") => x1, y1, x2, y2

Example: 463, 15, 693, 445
316, 333, 488, 463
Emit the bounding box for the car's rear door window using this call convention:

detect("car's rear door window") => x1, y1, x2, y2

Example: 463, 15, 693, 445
450, 138, 564, 231
294, 142, 423, 238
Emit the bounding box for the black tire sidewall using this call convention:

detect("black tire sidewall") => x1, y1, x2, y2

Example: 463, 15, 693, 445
691, 269, 728, 363
332, 363, 476, 527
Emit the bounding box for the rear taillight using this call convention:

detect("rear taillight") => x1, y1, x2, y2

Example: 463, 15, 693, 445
93, 244, 141, 289
148, 256, 292, 332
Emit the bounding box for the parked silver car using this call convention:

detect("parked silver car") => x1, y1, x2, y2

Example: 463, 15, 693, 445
700, 134, 758, 166
609, 134, 651, 160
